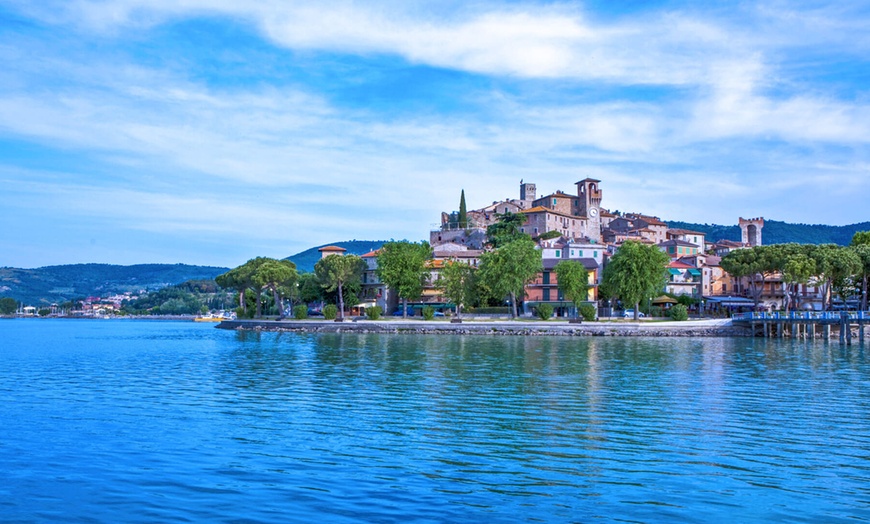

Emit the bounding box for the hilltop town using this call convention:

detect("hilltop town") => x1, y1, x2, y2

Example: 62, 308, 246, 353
5, 178, 866, 320
322, 178, 784, 318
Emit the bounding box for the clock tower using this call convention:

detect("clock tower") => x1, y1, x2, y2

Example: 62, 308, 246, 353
575, 178, 602, 242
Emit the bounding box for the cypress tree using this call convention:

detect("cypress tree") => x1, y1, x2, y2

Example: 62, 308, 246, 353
458, 189, 467, 229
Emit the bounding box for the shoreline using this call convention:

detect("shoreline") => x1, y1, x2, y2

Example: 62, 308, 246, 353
216, 318, 749, 337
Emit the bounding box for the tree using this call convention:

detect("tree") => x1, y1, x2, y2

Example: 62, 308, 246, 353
458, 189, 468, 229
376, 241, 432, 319
215, 265, 250, 314
0, 297, 18, 315
720, 247, 763, 309
216, 257, 270, 316
315, 254, 366, 320
437, 260, 477, 319
253, 259, 298, 317
554, 260, 590, 319
601, 240, 669, 320
852, 231, 870, 311
478, 236, 542, 318
782, 253, 815, 314
811, 244, 861, 310
486, 212, 530, 249
297, 272, 324, 305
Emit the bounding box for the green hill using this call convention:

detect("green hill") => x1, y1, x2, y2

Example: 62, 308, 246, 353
286, 240, 387, 273
666, 219, 870, 245
0, 263, 229, 306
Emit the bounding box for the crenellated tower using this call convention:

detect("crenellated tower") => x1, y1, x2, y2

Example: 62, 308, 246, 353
739, 217, 764, 246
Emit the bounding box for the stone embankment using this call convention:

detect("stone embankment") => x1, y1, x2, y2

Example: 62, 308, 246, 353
216, 319, 749, 337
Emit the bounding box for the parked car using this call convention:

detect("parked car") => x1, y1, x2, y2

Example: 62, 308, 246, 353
623, 309, 645, 318
307, 308, 324, 317
392, 308, 415, 317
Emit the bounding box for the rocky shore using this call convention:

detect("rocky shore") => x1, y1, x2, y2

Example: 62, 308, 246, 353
216, 318, 749, 337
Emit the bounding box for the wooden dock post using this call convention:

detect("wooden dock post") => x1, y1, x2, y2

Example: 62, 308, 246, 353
840, 312, 848, 345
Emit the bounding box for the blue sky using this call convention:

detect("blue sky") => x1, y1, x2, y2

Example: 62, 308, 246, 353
1, 0, 869, 268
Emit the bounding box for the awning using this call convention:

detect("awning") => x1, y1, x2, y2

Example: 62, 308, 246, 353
688, 269, 702, 276
652, 295, 678, 305
668, 268, 682, 275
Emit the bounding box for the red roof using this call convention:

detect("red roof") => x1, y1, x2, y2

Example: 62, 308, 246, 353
668, 260, 695, 269
318, 245, 347, 252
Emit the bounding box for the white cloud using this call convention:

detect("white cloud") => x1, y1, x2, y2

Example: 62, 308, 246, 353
9, 0, 758, 87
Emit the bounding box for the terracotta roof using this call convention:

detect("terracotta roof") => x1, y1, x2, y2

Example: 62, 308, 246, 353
361, 249, 381, 258
542, 258, 599, 270
668, 260, 696, 269
535, 192, 574, 201
628, 214, 667, 226
658, 239, 699, 247
433, 250, 482, 258
668, 228, 705, 236
318, 245, 347, 252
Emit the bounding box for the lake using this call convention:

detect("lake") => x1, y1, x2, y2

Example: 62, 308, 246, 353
2, 319, 869, 522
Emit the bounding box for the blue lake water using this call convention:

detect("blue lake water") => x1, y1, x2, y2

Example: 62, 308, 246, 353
2, 319, 870, 523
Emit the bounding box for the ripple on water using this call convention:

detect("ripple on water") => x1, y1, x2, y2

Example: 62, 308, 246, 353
2, 321, 870, 522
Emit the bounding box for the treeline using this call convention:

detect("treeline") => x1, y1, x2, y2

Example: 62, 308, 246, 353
721, 232, 870, 312
121, 280, 233, 315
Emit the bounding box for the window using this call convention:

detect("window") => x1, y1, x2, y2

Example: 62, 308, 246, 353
543, 288, 550, 301
553, 198, 557, 206
555, 250, 561, 258
593, 251, 598, 258
534, 227, 539, 234
578, 250, 583, 257
570, 250, 575, 256
543, 272, 550, 284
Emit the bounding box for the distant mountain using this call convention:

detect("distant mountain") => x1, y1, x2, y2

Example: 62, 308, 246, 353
286, 240, 387, 273
0, 263, 229, 306
667, 219, 870, 246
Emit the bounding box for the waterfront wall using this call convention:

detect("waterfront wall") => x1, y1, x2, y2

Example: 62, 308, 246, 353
216, 319, 750, 337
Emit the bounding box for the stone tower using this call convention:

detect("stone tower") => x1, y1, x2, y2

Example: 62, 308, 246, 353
739, 217, 764, 246
576, 178, 603, 242
519, 180, 536, 209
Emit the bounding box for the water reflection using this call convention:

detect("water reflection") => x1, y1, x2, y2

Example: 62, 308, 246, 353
4, 321, 870, 523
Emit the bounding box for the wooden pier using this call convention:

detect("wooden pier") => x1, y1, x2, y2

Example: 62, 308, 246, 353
732, 311, 869, 344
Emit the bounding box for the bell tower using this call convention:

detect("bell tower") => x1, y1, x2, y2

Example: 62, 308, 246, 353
576, 178, 602, 242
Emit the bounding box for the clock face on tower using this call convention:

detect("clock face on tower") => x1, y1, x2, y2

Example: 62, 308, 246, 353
589, 208, 599, 217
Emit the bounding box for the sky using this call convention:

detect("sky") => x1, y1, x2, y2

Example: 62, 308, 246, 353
1, 0, 869, 268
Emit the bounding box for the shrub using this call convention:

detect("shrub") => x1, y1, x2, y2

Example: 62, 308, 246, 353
38, 308, 51, 317
323, 304, 338, 320
535, 303, 553, 320
578, 304, 596, 322
293, 305, 308, 320
669, 304, 688, 321
422, 306, 435, 321
365, 306, 382, 320
647, 306, 664, 318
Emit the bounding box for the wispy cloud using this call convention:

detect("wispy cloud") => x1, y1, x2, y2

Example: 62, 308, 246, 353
1, 0, 869, 266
